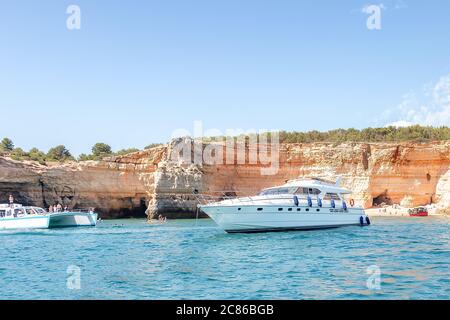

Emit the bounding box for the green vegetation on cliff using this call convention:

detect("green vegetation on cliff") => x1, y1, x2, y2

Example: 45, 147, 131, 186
204, 125, 450, 144
0, 142, 75, 164
1, 125, 449, 163
279, 125, 450, 143
79, 143, 142, 161
0, 138, 14, 151
46, 145, 74, 162
0, 139, 161, 163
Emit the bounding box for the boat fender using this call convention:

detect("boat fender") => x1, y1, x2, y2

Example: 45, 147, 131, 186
307, 196, 312, 207
360, 216, 365, 226
366, 216, 371, 225
293, 196, 299, 207
350, 199, 355, 207
343, 201, 348, 211
331, 199, 336, 209
317, 198, 322, 207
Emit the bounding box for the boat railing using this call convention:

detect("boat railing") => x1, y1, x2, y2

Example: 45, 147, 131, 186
194, 192, 264, 205
194, 192, 347, 207
49, 209, 96, 214
195, 194, 239, 205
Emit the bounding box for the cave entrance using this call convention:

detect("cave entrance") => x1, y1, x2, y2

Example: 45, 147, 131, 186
372, 191, 393, 207
111, 197, 148, 218
130, 197, 148, 218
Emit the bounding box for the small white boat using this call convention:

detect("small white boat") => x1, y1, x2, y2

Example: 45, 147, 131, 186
0, 204, 98, 230
0, 204, 50, 230
48, 211, 98, 228
199, 178, 370, 233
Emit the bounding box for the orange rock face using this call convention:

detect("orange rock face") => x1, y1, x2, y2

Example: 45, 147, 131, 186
148, 139, 450, 217
1, 141, 449, 218
0, 148, 164, 218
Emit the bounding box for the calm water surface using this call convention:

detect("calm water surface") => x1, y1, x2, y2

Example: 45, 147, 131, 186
1, 217, 449, 300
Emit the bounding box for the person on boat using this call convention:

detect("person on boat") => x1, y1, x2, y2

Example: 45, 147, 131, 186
9, 194, 14, 207
64, 206, 68, 212
48, 205, 53, 213
56, 203, 62, 212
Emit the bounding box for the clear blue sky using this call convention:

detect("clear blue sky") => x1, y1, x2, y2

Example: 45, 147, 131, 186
1, 0, 450, 155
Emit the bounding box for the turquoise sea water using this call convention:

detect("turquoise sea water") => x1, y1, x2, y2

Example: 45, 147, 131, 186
0, 217, 449, 300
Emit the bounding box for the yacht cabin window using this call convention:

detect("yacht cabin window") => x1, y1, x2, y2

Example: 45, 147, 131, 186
258, 187, 324, 196
323, 193, 341, 200
297, 188, 321, 195
258, 187, 298, 196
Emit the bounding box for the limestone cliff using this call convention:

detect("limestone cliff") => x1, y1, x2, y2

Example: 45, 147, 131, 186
0, 141, 449, 218
0, 147, 165, 218
146, 139, 450, 218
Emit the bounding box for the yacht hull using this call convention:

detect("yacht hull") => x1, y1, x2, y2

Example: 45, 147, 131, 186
0, 215, 50, 230
201, 206, 368, 233
49, 212, 98, 228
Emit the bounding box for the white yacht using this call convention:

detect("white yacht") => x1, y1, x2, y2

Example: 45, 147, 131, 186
0, 204, 98, 230
199, 178, 370, 233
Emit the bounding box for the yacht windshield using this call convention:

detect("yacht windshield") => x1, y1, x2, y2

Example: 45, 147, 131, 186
14, 208, 25, 216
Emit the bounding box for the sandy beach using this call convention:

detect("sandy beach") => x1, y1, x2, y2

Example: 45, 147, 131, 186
366, 205, 443, 217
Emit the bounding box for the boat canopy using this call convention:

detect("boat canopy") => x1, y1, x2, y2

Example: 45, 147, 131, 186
258, 178, 352, 197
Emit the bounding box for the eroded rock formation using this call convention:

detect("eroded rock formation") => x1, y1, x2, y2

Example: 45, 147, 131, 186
1, 140, 449, 218
0, 147, 165, 218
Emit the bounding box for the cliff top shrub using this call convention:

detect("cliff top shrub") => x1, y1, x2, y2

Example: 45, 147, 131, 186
46, 145, 74, 162
92, 143, 112, 157
0, 138, 14, 152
